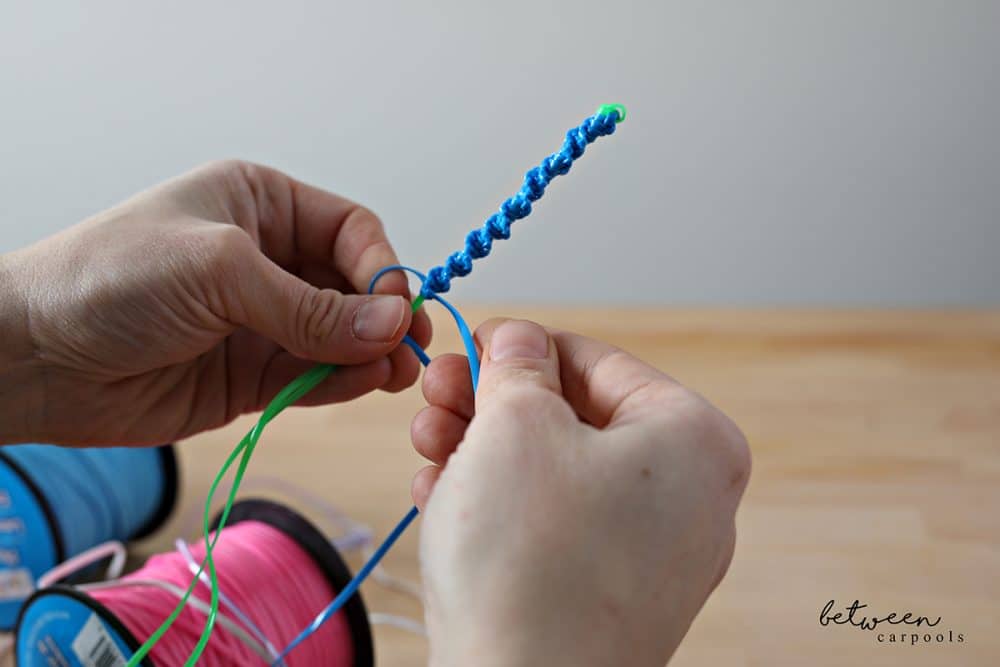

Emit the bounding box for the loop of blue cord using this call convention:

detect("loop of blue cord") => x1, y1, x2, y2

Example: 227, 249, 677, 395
276, 107, 622, 662
274, 267, 479, 663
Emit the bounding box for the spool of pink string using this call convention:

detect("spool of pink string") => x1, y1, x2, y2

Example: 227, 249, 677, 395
88, 505, 363, 666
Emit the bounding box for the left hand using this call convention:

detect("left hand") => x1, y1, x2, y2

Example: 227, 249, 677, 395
0, 160, 431, 445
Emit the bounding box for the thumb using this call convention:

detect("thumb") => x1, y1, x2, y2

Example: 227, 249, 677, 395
475, 319, 563, 412
230, 248, 410, 364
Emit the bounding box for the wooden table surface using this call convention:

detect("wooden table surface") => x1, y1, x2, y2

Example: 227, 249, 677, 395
141, 307, 1000, 666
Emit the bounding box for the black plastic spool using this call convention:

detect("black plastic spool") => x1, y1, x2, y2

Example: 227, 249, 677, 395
16, 498, 375, 666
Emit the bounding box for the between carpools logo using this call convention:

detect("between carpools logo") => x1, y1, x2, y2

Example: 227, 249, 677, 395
819, 599, 965, 645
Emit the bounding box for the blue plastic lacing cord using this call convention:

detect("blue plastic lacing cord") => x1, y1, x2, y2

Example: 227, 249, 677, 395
275, 506, 419, 662
274, 105, 624, 662
274, 266, 479, 664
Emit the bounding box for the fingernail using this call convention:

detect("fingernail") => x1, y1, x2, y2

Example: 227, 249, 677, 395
353, 296, 406, 342
490, 320, 549, 361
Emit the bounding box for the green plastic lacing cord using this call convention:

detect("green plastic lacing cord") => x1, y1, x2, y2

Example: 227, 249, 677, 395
597, 103, 626, 123
128, 99, 624, 664
127, 297, 424, 666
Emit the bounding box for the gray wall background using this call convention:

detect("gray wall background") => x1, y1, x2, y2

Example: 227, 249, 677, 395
1, 1, 997, 306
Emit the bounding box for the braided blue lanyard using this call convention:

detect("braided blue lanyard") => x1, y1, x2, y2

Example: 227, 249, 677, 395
276, 104, 626, 663
423, 104, 625, 296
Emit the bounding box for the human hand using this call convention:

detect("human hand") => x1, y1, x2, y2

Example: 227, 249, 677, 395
0, 160, 430, 445
411, 319, 750, 667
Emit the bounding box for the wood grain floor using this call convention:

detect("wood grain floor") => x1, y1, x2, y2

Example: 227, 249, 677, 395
134, 308, 1000, 666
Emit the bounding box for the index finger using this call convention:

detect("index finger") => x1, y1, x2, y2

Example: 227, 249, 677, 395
549, 328, 679, 429
234, 162, 431, 342
247, 164, 403, 295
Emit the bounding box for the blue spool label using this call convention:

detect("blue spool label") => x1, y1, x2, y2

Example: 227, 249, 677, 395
17, 591, 136, 667
0, 459, 58, 629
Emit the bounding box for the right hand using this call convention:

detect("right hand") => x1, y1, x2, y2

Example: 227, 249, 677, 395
411, 319, 751, 667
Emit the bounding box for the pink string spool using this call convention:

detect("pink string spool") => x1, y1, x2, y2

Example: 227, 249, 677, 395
88, 500, 372, 666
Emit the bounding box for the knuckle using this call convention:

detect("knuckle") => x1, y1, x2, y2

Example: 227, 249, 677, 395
410, 415, 434, 455
667, 390, 751, 493
221, 158, 254, 174
348, 204, 384, 231
295, 288, 345, 351
496, 365, 550, 386
711, 525, 738, 592
390, 356, 422, 392
724, 420, 752, 492
170, 225, 255, 318
487, 385, 537, 415
354, 226, 394, 266
489, 384, 573, 429
198, 158, 251, 181
343, 205, 386, 247
480, 317, 511, 332
204, 224, 254, 268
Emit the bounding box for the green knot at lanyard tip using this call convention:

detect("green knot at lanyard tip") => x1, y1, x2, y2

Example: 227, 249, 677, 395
597, 103, 627, 123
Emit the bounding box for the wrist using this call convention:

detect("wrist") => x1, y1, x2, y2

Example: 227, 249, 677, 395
426, 613, 615, 667
429, 635, 611, 667
0, 249, 43, 443
429, 637, 557, 667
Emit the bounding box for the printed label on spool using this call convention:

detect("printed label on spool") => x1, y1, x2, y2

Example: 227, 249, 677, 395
17, 589, 137, 667
72, 613, 127, 667
0, 567, 34, 600
0, 457, 59, 629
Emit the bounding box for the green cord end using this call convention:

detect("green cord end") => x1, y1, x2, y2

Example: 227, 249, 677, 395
597, 103, 626, 123
411, 294, 426, 312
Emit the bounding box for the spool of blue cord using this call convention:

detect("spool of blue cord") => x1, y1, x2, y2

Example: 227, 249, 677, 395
0, 443, 177, 629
